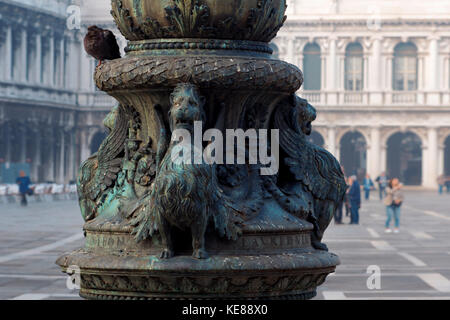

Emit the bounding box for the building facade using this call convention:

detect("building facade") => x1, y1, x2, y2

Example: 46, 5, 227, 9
273, 0, 450, 188
0, 0, 119, 183
2, 0, 449, 188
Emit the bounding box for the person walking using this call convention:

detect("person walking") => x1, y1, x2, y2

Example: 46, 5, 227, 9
437, 174, 445, 195
16, 170, 32, 206
446, 176, 450, 194
363, 174, 375, 200
384, 178, 404, 234
376, 172, 388, 200
348, 176, 361, 225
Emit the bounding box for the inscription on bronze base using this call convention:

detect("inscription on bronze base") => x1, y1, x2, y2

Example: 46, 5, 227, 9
57, 0, 346, 300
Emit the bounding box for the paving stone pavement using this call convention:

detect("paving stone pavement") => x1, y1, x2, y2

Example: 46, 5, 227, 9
315, 190, 450, 300
0, 200, 84, 300
0, 191, 448, 300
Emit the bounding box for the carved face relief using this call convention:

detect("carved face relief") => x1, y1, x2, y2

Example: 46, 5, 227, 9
168, 84, 206, 133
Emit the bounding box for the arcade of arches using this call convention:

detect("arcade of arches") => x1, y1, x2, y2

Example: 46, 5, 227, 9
309, 127, 447, 187
0, 107, 108, 184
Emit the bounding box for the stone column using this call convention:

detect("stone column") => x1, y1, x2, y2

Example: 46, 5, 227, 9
339, 53, 345, 90
368, 127, 381, 179
370, 37, 383, 104
21, 29, 28, 82
337, 53, 345, 104
49, 34, 55, 86
371, 37, 382, 91
326, 37, 337, 104
385, 53, 394, 104
424, 127, 438, 188
59, 129, 65, 183
20, 126, 27, 163
5, 26, 13, 80
286, 36, 295, 65
35, 33, 42, 83
79, 36, 93, 92
67, 130, 75, 182
327, 38, 337, 91
298, 53, 304, 72
363, 54, 369, 91
380, 144, 387, 173
33, 128, 41, 182
385, 54, 393, 90
65, 35, 77, 90
327, 126, 337, 158
418, 53, 425, 90
421, 144, 428, 188
362, 54, 369, 104
59, 38, 65, 88
80, 129, 91, 162
47, 127, 55, 182
437, 145, 444, 178
5, 122, 12, 163
428, 37, 439, 90
427, 37, 440, 105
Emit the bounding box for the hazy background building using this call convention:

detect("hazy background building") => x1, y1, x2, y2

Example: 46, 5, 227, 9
1, 0, 449, 189
273, 0, 450, 188
0, 0, 118, 184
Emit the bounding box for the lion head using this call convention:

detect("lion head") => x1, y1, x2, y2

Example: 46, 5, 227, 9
169, 83, 206, 133
295, 96, 317, 136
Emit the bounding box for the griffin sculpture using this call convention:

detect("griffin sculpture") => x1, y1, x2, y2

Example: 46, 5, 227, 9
77, 105, 130, 221
270, 95, 347, 250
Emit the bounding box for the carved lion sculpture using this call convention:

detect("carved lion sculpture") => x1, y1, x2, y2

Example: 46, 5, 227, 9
130, 83, 251, 259
272, 95, 347, 251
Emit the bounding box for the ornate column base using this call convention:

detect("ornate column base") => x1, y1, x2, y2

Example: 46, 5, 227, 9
57, 209, 339, 300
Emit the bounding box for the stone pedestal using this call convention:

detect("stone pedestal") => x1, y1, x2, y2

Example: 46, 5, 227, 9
57, 0, 344, 300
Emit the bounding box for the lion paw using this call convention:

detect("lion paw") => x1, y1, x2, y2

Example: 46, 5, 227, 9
192, 248, 209, 259
160, 248, 174, 259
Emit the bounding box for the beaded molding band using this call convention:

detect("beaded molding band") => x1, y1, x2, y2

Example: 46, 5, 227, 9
125, 39, 274, 54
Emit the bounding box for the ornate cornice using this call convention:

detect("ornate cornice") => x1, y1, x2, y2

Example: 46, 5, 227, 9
284, 18, 450, 29
0, 0, 66, 34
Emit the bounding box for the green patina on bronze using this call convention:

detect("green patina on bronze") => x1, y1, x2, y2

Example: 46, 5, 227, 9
57, 0, 346, 300
111, 0, 287, 41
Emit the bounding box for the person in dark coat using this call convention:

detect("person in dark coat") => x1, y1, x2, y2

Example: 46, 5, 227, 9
16, 170, 31, 206
347, 175, 361, 224
333, 166, 347, 224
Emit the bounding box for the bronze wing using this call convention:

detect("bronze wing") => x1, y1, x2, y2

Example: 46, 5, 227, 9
275, 103, 346, 204
87, 105, 129, 201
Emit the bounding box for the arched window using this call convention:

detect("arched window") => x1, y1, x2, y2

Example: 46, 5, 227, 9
393, 43, 418, 91
345, 43, 364, 91
340, 131, 367, 182
303, 43, 321, 90
307, 131, 325, 148
387, 132, 422, 185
